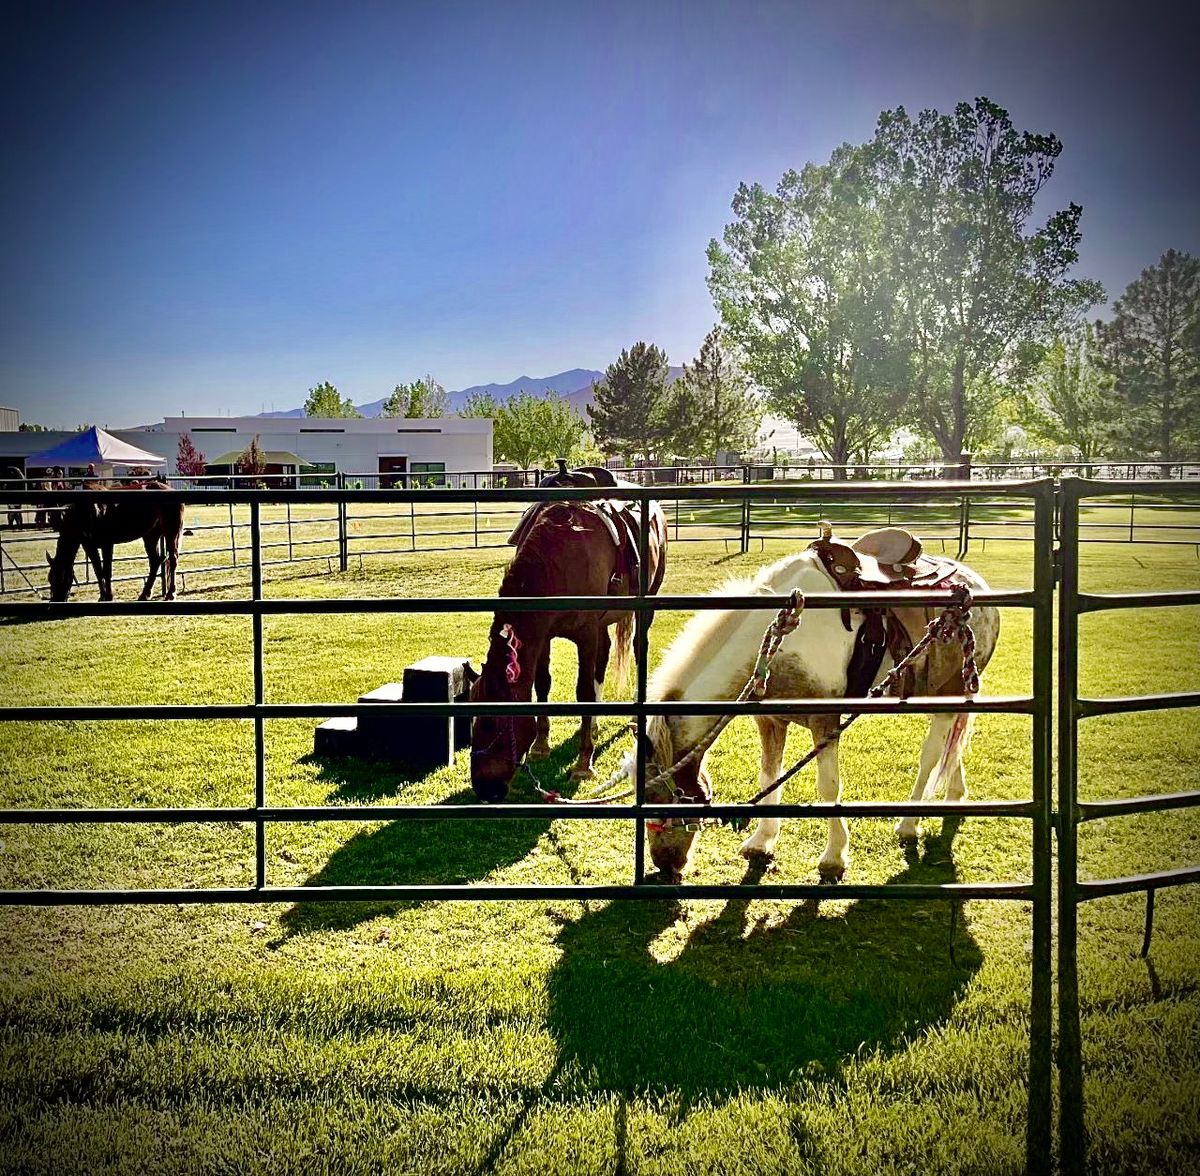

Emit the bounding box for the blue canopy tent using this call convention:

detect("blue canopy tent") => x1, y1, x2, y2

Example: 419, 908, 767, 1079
25, 426, 165, 471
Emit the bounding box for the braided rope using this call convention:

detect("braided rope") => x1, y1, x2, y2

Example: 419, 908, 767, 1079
733, 583, 977, 820
533, 591, 806, 806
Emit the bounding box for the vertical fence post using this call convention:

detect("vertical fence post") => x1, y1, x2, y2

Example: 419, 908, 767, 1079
740, 464, 750, 554
0, 528, 5, 596
250, 498, 266, 891
337, 473, 349, 573
1027, 480, 1055, 1175
1129, 492, 1136, 544
286, 501, 293, 563
633, 492, 651, 885
1058, 477, 1085, 1175
409, 474, 417, 551
229, 503, 237, 569
474, 473, 479, 548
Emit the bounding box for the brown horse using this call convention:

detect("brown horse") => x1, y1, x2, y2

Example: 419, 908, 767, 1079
469, 471, 668, 802
46, 481, 184, 602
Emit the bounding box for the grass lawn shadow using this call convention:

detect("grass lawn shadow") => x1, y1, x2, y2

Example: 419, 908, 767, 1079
278, 728, 622, 938
547, 828, 981, 1100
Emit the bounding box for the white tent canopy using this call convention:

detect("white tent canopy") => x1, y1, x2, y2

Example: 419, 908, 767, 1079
25, 426, 165, 468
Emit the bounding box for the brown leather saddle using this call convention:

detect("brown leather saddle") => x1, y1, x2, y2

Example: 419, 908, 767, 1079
507, 460, 666, 594
809, 523, 962, 696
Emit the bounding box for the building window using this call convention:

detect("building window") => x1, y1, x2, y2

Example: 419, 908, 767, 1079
299, 461, 336, 487
410, 461, 446, 487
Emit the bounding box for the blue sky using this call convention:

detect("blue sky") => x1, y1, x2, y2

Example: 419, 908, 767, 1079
3, 0, 1197, 427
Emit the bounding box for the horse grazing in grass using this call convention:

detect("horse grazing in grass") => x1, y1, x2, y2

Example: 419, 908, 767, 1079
642, 527, 999, 881
470, 465, 668, 801
47, 481, 184, 602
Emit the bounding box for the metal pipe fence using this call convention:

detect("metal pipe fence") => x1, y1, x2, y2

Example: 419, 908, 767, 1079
1055, 477, 1200, 1176
3, 476, 1198, 1172
0, 477, 1056, 1170
4, 466, 1200, 598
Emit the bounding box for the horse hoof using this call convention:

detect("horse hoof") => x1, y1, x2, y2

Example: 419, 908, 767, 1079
739, 841, 775, 861
817, 863, 845, 885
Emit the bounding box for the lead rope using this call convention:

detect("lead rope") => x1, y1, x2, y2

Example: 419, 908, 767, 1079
527, 591, 806, 805
726, 583, 978, 831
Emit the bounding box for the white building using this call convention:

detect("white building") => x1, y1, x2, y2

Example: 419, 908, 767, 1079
140, 415, 493, 484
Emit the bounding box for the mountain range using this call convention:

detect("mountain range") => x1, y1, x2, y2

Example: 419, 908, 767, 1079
257, 366, 684, 419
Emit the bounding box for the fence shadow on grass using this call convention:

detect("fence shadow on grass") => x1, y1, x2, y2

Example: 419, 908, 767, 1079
546, 824, 981, 1101
277, 728, 623, 938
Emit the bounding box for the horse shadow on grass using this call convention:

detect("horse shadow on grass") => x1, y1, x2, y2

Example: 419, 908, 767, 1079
277, 727, 623, 939
546, 821, 982, 1103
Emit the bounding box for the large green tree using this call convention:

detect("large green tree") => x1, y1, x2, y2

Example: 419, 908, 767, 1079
458, 390, 499, 418
494, 392, 587, 470
873, 97, 1103, 472
708, 144, 911, 474
1018, 326, 1114, 466
382, 376, 450, 418
668, 327, 762, 462
1094, 249, 1200, 464
587, 343, 671, 463
304, 381, 360, 418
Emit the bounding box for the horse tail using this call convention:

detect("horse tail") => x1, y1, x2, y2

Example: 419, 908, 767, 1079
609, 612, 635, 692
927, 711, 973, 798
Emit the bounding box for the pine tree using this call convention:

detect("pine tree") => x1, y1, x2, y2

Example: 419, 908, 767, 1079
671, 328, 762, 462
587, 342, 670, 463
1095, 249, 1200, 465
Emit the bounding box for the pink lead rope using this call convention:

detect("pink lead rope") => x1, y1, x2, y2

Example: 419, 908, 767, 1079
499, 623, 522, 684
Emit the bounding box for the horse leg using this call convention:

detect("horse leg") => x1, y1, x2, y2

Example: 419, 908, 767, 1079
739, 716, 788, 858
164, 531, 179, 600
811, 717, 848, 882
895, 714, 960, 842
529, 645, 552, 760
84, 544, 106, 600
569, 627, 601, 780
139, 535, 162, 601
101, 544, 114, 600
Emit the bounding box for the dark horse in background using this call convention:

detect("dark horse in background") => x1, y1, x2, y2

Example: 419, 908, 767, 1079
470, 464, 668, 801
47, 481, 185, 602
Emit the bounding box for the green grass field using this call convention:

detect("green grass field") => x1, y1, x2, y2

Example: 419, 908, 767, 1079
0, 531, 1198, 1174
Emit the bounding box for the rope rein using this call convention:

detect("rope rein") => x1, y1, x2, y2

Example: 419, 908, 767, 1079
729, 583, 976, 826
528, 591, 806, 805
525, 580, 978, 834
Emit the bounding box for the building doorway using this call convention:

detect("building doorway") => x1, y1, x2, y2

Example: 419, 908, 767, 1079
378, 455, 407, 489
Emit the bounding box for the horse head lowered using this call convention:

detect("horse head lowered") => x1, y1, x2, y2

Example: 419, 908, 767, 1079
470, 468, 667, 803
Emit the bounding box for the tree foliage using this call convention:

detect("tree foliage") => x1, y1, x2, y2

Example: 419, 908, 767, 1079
708, 145, 911, 472
494, 392, 587, 470
668, 327, 762, 461
587, 343, 671, 463
1094, 249, 1200, 461
236, 435, 266, 483
458, 390, 499, 418
383, 376, 450, 419
1018, 326, 1114, 463
175, 433, 207, 477
304, 381, 360, 418
872, 97, 1103, 466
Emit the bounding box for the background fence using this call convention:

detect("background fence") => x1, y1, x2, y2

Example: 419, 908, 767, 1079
4, 463, 1200, 599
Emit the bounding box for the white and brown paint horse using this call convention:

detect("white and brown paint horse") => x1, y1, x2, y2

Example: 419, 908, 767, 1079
643, 542, 999, 881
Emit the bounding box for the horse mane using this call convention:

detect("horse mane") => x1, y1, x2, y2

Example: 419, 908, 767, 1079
645, 551, 825, 762
499, 502, 602, 596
